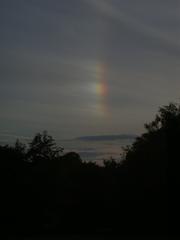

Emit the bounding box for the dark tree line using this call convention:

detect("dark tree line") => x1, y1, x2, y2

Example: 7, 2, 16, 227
0, 103, 172, 236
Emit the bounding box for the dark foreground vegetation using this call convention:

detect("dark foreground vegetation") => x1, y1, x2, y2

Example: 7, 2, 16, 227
0, 103, 172, 236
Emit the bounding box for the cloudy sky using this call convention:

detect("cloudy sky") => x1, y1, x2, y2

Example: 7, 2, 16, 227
0, 0, 179, 140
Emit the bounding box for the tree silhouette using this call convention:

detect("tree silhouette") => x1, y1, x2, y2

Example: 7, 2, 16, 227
0, 103, 172, 236
27, 131, 63, 163
144, 102, 180, 132
14, 139, 26, 156
103, 157, 119, 169
121, 103, 173, 186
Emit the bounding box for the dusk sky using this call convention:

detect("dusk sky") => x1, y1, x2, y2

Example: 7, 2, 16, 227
0, 0, 179, 141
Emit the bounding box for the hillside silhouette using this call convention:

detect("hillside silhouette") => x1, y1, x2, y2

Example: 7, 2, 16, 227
0, 103, 171, 236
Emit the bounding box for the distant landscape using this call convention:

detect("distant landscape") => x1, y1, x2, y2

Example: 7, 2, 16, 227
61, 134, 136, 163
0, 134, 137, 164
76, 134, 137, 141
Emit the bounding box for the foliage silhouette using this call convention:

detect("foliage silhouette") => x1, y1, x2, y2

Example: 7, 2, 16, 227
27, 131, 63, 163
120, 103, 173, 186
0, 103, 171, 236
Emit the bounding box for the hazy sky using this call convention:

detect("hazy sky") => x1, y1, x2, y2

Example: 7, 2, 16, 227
0, 0, 179, 140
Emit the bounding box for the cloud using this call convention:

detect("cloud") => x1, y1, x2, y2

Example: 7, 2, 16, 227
85, 0, 180, 50
0, 0, 179, 139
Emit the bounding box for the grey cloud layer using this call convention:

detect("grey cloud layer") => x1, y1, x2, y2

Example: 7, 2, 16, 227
0, 0, 179, 139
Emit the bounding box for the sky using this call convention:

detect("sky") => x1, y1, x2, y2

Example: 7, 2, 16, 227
0, 0, 180, 141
